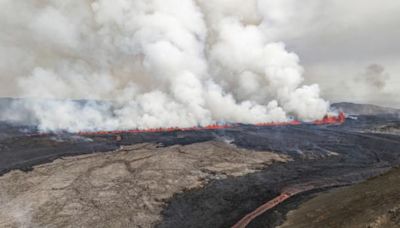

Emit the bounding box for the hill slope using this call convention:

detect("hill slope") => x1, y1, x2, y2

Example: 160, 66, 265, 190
332, 102, 400, 115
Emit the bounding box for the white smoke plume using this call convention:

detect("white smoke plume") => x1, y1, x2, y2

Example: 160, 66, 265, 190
0, 0, 329, 132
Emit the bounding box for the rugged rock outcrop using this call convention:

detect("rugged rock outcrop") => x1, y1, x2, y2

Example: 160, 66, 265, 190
0, 142, 287, 228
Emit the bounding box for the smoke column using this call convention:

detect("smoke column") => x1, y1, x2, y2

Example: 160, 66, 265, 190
0, 0, 329, 132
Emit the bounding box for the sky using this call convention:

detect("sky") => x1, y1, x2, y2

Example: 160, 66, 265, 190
265, 0, 400, 108
0, 0, 399, 110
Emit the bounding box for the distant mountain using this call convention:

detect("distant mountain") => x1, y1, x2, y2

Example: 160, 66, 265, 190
0, 97, 14, 110
1, 98, 399, 120
332, 102, 400, 115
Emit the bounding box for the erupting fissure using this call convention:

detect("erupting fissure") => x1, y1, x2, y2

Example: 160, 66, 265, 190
78, 112, 346, 136
1, 0, 332, 133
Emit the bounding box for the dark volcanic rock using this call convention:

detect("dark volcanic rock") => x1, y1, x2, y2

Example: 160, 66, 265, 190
0, 133, 119, 175
0, 142, 286, 227
0, 107, 400, 227
279, 167, 400, 228
156, 117, 400, 228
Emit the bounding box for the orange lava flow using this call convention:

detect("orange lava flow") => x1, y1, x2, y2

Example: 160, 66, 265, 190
255, 120, 302, 127
78, 112, 345, 136
313, 112, 346, 125
231, 183, 341, 228
78, 124, 233, 136
231, 192, 293, 228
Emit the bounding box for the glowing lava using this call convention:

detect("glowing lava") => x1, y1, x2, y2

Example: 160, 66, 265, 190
78, 112, 346, 136
313, 112, 346, 125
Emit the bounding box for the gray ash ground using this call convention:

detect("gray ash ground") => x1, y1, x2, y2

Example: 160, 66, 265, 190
1, 106, 400, 227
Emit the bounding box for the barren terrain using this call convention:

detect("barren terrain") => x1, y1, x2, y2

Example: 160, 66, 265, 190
0, 102, 400, 227
0, 142, 287, 227
279, 167, 400, 228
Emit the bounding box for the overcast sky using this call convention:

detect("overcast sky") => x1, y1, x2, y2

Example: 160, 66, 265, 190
1, 0, 399, 108
267, 0, 400, 108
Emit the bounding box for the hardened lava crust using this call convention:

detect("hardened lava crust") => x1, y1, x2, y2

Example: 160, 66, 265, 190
0, 102, 400, 227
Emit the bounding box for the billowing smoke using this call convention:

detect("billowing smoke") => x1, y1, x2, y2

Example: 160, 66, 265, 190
356, 64, 390, 90
0, 0, 329, 132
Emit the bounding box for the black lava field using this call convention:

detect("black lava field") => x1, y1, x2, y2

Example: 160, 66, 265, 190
1, 114, 399, 227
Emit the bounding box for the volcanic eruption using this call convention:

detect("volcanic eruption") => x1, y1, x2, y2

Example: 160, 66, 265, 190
0, 0, 330, 133
1, 1, 400, 228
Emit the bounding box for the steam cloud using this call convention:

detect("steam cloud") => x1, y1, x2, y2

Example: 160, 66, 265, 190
356, 64, 390, 90
0, 0, 329, 132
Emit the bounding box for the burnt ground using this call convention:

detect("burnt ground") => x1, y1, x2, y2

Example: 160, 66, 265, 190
0, 113, 400, 227
279, 167, 400, 228
0, 142, 288, 227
